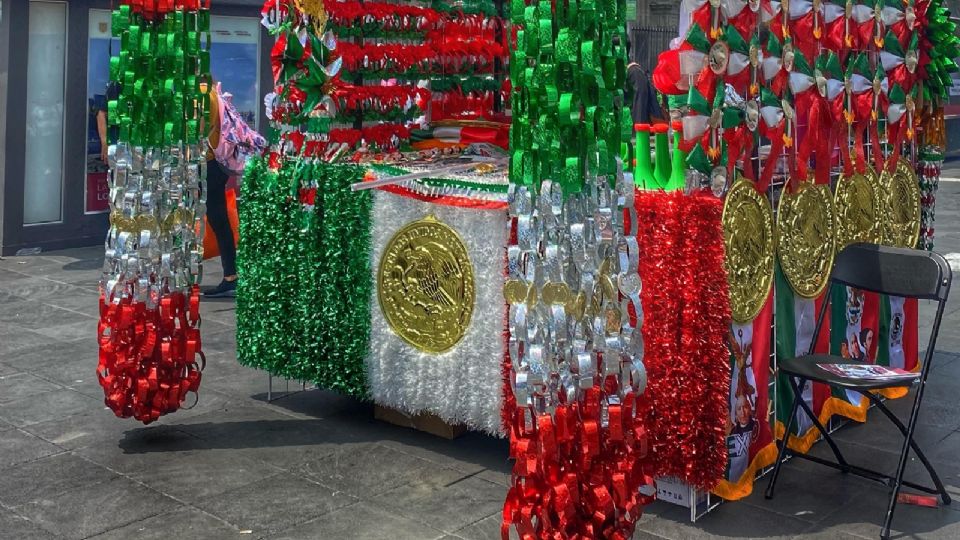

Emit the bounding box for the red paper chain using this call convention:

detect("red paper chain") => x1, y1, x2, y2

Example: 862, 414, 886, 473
97, 286, 204, 424
501, 202, 656, 539
503, 388, 655, 539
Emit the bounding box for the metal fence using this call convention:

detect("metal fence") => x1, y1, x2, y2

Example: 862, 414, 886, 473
629, 26, 676, 71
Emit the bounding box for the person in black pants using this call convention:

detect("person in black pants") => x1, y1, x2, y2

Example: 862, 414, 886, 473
203, 157, 238, 297
201, 86, 238, 298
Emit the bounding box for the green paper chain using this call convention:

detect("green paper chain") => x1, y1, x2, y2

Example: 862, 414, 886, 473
108, 5, 211, 147
509, 0, 629, 193
923, 1, 960, 103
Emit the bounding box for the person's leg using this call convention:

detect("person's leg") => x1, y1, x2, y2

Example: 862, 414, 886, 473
204, 159, 238, 297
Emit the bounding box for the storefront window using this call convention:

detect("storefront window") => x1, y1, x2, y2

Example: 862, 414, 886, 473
85, 9, 119, 214
24, 1, 67, 225
210, 16, 261, 129
82, 13, 260, 214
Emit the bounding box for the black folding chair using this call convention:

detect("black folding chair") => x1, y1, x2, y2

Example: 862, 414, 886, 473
765, 243, 953, 540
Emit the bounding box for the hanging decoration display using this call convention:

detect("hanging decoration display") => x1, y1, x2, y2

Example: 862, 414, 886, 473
501, 0, 659, 535
328, 0, 508, 151
237, 0, 374, 396
236, 159, 372, 395
833, 169, 884, 250
917, 149, 942, 252
96, 0, 210, 424
761, 0, 959, 459
722, 178, 775, 324
222, 0, 960, 520
776, 180, 837, 299
881, 159, 923, 248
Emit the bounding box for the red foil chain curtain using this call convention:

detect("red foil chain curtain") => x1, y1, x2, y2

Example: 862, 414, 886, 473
98, 287, 205, 424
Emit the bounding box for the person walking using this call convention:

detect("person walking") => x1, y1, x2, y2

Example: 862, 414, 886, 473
625, 40, 666, 125
201, 85, 239, 298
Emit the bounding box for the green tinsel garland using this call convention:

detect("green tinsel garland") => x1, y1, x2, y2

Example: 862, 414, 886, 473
237, 156, 371, 396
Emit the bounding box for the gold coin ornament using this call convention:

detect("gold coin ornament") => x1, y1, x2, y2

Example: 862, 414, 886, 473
880, 160, 921, 248
377, 215, 475, 354
777, 179, 836, 299
722, 177, 776, 323
834, 170, 883, 250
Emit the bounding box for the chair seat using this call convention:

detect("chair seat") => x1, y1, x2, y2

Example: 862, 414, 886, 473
780, 354, 919, 390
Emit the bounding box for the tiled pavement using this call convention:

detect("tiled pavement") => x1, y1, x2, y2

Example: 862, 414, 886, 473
1, 183, 960, 539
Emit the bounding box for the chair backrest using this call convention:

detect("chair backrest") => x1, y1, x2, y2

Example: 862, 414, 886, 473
831, 243, 952, 301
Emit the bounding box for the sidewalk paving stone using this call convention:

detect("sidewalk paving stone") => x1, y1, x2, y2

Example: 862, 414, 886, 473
0, 507, 58, 540
0, 452, 116, 508
87, 506, 243, 540
0, 428, 62, 470
195, 472, 359, 536
15, 475, 179, 539
264, 502, 444, 540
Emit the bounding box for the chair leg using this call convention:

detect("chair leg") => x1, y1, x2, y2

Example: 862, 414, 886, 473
790, 376, 849, 471
765, 377, 802, 500
882, 385, 938, 540
867, 394, 951, 505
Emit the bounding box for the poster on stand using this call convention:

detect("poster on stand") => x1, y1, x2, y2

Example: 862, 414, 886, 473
713, 295, 776, 501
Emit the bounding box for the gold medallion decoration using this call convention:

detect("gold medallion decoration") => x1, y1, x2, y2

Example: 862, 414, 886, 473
722, 177, 776, 323
777, 179, 836, 299
834, 170, 883, 250
880, 160, 921, 248
377, 215, 475, 353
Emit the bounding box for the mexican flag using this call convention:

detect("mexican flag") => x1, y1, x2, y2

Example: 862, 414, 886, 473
238, 159, 511, 435
713, 295, 778, 500
774, 265, 919, 453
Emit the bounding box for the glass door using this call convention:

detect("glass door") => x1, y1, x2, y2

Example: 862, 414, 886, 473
24, 1, 68, 225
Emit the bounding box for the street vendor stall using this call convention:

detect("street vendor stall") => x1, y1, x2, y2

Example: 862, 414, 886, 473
93, 0, 960, 537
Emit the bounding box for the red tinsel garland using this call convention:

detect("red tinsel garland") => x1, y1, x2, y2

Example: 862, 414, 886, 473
635, 191, 731, 490
97, 287, 204, 424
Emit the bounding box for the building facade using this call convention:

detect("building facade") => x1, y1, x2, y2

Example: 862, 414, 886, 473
0, 0, 270, 255
635, 0, 680, 27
